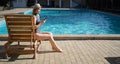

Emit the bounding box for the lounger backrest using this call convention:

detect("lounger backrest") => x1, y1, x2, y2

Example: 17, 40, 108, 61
4, 14, 35, 42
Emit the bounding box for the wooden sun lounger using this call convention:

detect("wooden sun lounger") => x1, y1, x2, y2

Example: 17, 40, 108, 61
4, 14, 41, 59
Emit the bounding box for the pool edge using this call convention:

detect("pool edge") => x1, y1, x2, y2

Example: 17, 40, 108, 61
54, 34, 120, 40
0, 34, 120, 40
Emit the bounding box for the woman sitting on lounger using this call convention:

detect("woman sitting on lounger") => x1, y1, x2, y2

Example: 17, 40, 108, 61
32, 3, 62, 52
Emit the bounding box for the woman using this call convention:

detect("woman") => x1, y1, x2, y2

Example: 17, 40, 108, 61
33, 3, 62, 52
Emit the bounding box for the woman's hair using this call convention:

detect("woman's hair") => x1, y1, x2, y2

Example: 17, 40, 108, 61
32, 3, 41, 15
32, 8, 37, 15
33, 3, 41, 9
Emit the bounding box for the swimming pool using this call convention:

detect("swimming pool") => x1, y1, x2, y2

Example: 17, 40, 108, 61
0, 9, 120, 35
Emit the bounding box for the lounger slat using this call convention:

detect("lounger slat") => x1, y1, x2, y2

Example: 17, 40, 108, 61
11, 38, 32, 42
12, 35, 31, 39
7, 50, 34, 54
6, 17, 32, 21
9, 31, 32, 34
9, 45, 33, 49
10, 33, 32, 36
5, 14, 32, 17
8, 25, 32, 30
7, 21, 32, 25
10, 31, 32, 34
10, 34, 32, 39
8, 25, 32, 29
9, 27, 31, 30
10, 39, 34, 42
7, 20, 31, 22
10, 35, 32, 37
8, 23, 32, 25
10, 30, 32, 32
8, 25, 32, 27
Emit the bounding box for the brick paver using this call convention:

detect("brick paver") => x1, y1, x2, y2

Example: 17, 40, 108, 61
0, 40, 120, 64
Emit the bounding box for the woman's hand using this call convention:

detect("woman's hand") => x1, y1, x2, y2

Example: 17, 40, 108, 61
35, 18, 46, 29
43, 18, 46, 23
40, 18, 46, 25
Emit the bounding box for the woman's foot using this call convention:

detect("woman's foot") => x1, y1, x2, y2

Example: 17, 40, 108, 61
52, 47, 62, 52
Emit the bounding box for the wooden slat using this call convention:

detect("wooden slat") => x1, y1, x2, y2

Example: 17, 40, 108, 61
10, 31, 32, 33
10, 35, 32, 40
8, 24, 32, 28
8, 25, 32, 27
9, 30, 32, 32
9, 29, 32, 31
11, 37, 32, 39
10, 39, 34, 42
8, 26, 32, 30
7, 50, 34, 54
10, 33, 32, 35
8, 25, 32, 29
10, 33, 32, 36
9, 45, 33, 49
10, 35, 32, 37
6, 17, 32, 21
5, 14, 33, 17
8, 27, 32, 30
8, 23, 32, 25
7, 21, 32, 25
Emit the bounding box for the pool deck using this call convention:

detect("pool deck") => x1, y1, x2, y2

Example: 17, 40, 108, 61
0, 8, 77, 21
0, 40, 120, 64
0, 8, 120, 64
0, 8, 32, 21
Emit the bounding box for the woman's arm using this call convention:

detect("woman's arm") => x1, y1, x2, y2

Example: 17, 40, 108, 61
36, 19, 46, 29
34, 15, 46, 29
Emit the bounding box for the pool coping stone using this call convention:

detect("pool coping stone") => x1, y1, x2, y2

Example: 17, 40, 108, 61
0, 34, 120, 40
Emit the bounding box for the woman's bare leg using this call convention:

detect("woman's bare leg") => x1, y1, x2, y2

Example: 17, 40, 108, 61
47, 32, 62, 52
35, 32, 62, 52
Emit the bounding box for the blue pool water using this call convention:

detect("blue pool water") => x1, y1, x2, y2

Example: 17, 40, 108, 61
0, 9, 120, 34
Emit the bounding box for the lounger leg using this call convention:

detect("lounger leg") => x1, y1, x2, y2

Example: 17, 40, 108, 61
33, 48, 37, 59
18, 41, 20, 45
4, 46, 8, 59
4, 41, 13, 59
33, 40, 38, 59
37, 40, 41, 52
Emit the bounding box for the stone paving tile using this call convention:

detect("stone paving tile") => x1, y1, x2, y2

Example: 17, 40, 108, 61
0, 8, 31, 21
0, 40, 120, 64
